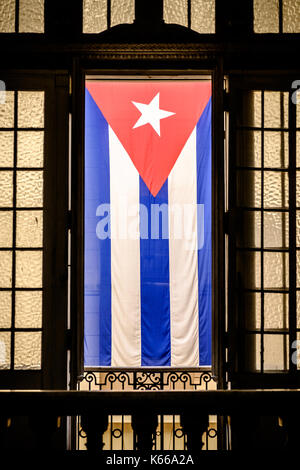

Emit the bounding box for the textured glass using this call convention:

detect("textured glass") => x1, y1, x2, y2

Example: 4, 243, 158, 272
296, 171, 300, 206
19, 0, 44, 33
236, 170, 261, 207
297, 132, 300, 167
297, 251, 300, 287
238, 91, 262, 128
17, 131, 44, 167
245, 334, 261, 371
283, 0, 300, 33
15, 291, 42, 328
238, 210, 261, 248
0, 250, 12, 287
297, 106, 300, 129
264, 252, 289, 289
16, 171, 43, 207
0, 211, 13, 247
264, 335, 287, 370
18, 92, 44, 128
264, 92, 289, 128
0, 171, 13, 207
264, 293, 289, 329
297, 211, 300, 246
14, 332, 41, 370
164, 0, 188, 26
264, 171, 288, 208
0, 0, 15, 33
0, 291, 11, 328
264, 211, 289, 248
296, 291, 300, 328
191, 0, 215, 33
254, 0, 279, 33
237, 251, 261, 289
0, 132, 14, 167
16, 210, 43, 247
111, 0, 134, 27
0, 91, 14, 128
244, 292, 261, 329
0, 332, 11, 370
297, 333, 300, 369
264, 132, 288, 167
236, 131, 261, 167
15, 251, 42, 288
83, 0, 107, 33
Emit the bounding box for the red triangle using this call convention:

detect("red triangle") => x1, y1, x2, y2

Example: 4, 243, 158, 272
87, 81, 211, 197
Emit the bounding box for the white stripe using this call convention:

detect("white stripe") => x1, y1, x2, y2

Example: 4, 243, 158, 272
168, 127, 199, 367
109, 126, 141, 367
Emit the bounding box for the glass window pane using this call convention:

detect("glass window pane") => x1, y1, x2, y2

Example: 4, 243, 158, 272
0, 250, 12, 287
164, 0, 188, 27
264, 92, 288, 128
0, 91, 14, 128
297, 333, 300, 370
0, 0, 15, 33
0, 332, 11, 369
237, 210, 261, 248
237, 251, 261, 289
297, 251, 300, 287
264, 171, 288, 208
264, 211, 288, 248
15, 250, 42, 288
236, 170, 261, 207
18, 92, 44, 128
264, 252, 289, 289
283, 0, 300, 33
111, 0, 134, 27
17, 131, 44, 167
191, 0, 215, 33
263, 334, 288, 370
245, 334, 261, 371
297, 131, 300, 167
0, 132, 14, 167
16, 171, 43, 207
297, 171, 300, 206
14, 332, 41, 370
244, 292, 261, 329
264, 293, 289, 329
0, 211, 13, 247
16, 210, 43, 247
15, 291, 42, 328
83, 0, 107, 33
297, 211, 300, 246
19, 0, 44, 33
296, 291, 300, 328
0, 291, 12, 328
264, 131, 288, 168
237, 91, 262, 128
0, 171, 13, 207
254, 0, 279, 33
236, 130, 261, 167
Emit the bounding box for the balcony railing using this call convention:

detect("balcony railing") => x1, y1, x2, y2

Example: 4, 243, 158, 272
0, 389, 299, 451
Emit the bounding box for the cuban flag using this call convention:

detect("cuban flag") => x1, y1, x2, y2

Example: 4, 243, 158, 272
84, 81, 212, 367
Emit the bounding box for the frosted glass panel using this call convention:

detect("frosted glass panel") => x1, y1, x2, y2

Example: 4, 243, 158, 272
244, 292, 261, 329
16, 210, 43, 247
264, 132, 288, 167
237, 251, 261, 289
264, 252, 289, 289
264, 211, 288, 248
18, 92, 44, 128
264, 335, 287, 370
283, 0, 300, 33
0, 0, 15, 33
191, 0, 215, 33
17, 131, 44, 167
238, 91, 262, 128
111, 0, 134, 27
297, 211, 300, 246
164, 0, 188, 26
297, 251, 300, 287
0, 171, 13, 207
0, 211, 13, 247
264, 293, 288, 329
15, 291, 42, 328
0, 332, 11, 369
236, 170, 261, 207
264, 171, 288, 208
16, 171, 43, 207
236, 130, 261, 167
83, 0, 107, 33
238, 210, 261, 248
297, 132, 300, 167
264, 92, 289, 128
14, 332, 41, 369
254, 0, 279, 33
0, 132, 14, 167
0, 291, 11, 328
19, 0, 44, 33
15, 251, 42, 288
297, 171, 300, 206
0, 91, 14, 128
0, 250, 12, 287
297, 291, 300, 328
245, 334, 261, 371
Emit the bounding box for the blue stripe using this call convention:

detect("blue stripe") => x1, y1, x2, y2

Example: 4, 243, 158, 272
140, 178, 171, 366
84, 89, 111, 366
197, 98, 212, 366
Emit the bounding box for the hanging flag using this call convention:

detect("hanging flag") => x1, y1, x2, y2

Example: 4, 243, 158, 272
84, 80, 212, 367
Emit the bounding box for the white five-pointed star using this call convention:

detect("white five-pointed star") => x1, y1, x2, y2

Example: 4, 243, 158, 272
132, 92, 175, 136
